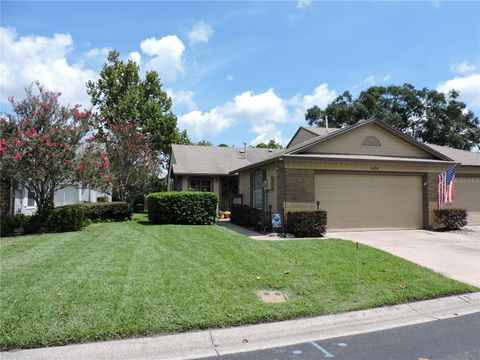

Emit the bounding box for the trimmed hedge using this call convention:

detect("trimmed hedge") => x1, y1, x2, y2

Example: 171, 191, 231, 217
146, 192, 218, 225
0, 202, 132, 237
44, 205, 87, 232
80, 202, 133, 222
230, 205, 264, 230
286, 210, 327, 237
433, 208, 468, 230
96, 196, 108, 202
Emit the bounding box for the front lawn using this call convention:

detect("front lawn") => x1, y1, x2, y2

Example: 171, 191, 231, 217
0, 214, 476, 349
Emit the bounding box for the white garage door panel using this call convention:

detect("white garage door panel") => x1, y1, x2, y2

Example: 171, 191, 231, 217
447, 177, 480, 225
315, 174, 423, 230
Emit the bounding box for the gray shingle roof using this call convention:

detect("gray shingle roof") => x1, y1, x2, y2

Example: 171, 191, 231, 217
426, 144, 480, 166
170, 145, 282, 175
303, 126, 339, 136
230, 120, 461, 172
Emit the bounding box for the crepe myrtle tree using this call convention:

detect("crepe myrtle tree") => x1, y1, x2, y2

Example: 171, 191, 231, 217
92, 118, 161, 203
0, 82, 112, 218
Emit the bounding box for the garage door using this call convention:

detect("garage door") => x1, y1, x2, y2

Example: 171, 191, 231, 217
446, 176, 480, 225
315, 174, 423, 230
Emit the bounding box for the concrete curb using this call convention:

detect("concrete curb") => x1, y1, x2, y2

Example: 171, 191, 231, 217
3, 293, 480, 360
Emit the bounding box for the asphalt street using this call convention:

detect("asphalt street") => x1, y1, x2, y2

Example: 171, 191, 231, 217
203, 312, 480, 360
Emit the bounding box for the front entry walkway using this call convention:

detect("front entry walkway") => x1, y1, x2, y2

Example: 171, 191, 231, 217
217, 220, 262, 237
327, 226, 480, 287
217, 221, 296, 241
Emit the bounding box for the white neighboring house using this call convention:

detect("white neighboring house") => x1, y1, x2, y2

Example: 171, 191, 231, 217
10, 182, 111, 215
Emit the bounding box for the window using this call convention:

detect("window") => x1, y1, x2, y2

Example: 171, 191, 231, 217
27, 190, 36, 207
362, 136, 381, 146
190, 178, 212, 192
252, 170, 264, 209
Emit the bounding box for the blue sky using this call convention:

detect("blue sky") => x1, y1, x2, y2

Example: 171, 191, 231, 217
1, 0, 479, 146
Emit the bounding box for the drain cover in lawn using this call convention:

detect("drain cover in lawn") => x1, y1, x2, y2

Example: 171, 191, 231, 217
257, 289, 288, 303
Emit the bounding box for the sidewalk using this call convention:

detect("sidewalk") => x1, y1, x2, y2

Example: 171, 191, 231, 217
3, 293, 479, 360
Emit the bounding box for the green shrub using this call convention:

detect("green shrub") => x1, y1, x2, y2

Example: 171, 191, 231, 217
80, 202, 133, 222
230, 205, 265, 230
96, 196, 108, 202
45, 205, 87, 232
146, 192, 218, 225
0, 202, 132, 237
0, 214, 31, 237
286, 211, 327, 237
433, 208, 468, 230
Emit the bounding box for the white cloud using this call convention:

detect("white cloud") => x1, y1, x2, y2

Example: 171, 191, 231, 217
297, 0, 312, 9
287, 83, 337, 121
437, 73, 480, 108
84, 47, 111, 59
229, 88, 289, 123
140, 35, 185, 82
167, 89, 197, 111
249, 123, 285, 147
363, 72, 392, 86
128, 51, 142, 65
227, 74, 234, 82
188, 21, 214, 45
0, 26, 97, 106
450, 61, 477, 74
297, 83, 337, 110
177, 84, 337, 143
178, 108, 234, 138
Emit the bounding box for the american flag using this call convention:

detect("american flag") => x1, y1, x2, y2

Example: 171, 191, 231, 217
438, 165, 457, 208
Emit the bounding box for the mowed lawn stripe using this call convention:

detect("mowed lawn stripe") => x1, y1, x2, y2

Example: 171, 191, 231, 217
0, 214, 476, 349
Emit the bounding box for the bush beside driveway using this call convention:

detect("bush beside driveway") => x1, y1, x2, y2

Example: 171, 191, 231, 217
0, 215, 476, 350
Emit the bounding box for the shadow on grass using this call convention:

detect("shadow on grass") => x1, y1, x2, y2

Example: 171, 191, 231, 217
137, 221, 155, 226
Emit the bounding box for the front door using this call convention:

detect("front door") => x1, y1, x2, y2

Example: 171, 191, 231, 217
220, 177, 239, 210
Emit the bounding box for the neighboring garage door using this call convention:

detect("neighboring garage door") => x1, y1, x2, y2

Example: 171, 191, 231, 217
446, 176, 480, 225
315, 173, 423, 230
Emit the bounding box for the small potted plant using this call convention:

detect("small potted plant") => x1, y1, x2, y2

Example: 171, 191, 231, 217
218, 210, 225, 219
224, 210, 231, 219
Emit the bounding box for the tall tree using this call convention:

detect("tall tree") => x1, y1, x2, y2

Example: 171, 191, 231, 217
86, 50, 189, 155
93, 119, 160, 203
196, 140, 213, 146
256, 139, 283, 149
0, 83, 110, 217
305, 84, 480, 150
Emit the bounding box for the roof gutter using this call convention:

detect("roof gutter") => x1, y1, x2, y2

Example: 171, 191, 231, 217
284, 154, 457, 165
229, 157, 282, 174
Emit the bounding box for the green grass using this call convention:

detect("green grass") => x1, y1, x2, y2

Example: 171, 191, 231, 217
0, 214, 476, 350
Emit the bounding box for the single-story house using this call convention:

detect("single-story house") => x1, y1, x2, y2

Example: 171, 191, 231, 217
168, 119, 480, 230
0, 178, 111, 216
168, 145, 282, 210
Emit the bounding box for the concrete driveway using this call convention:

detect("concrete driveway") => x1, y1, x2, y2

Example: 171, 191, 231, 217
328, 226, 480, 288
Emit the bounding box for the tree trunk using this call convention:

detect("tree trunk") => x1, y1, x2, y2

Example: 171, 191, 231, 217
35, 185, 55, 219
